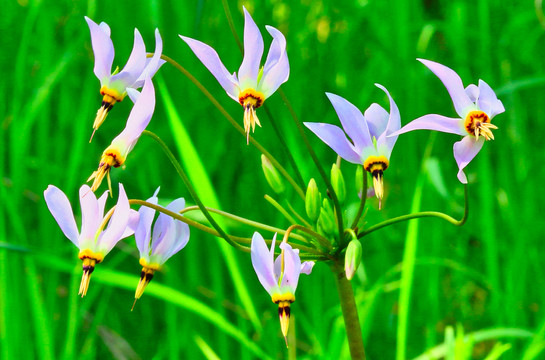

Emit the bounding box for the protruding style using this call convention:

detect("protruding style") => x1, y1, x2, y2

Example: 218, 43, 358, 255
250, 232, 314, 346
180, 7, 289, 143
44, 183, 138, 296
304, 84, 401, 208
391, 59, 505, 183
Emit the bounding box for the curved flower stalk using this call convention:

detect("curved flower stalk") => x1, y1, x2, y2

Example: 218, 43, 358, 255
180, 7, 289, 143
304, 84, 400, 208
85, 16, 164, 139
251, 232, 314, 346
44, 183, 138, 296
391, 59, 505, 183
132, 188, 190, 309
88, 77, 156, 193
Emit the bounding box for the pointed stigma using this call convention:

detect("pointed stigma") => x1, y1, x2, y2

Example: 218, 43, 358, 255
363, 155, 389, 208
77, 252, 103, 297
87, 147, 125, 193
464, 110, 497, 141
239, 89, 265, 145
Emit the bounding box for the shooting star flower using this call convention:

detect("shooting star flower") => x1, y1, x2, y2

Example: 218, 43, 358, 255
251, 232, 314, 346
88, 77, 155, 193
179, 7, 289, 143
304, 84, 400, 208
391, 59, 505, 183
44, 183, 138, 296
132, 188, 190, 309
85, 16, 163, 139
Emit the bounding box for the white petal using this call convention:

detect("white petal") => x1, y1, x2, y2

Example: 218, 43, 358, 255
44, 185, 79, 246
237, 7, 263, 90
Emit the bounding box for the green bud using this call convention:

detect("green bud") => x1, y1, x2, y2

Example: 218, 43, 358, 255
305, 178, 321, 222
331, 163, 346, 204
261, 155, 285, 194
344, 240, 362, 280
318, 198, 335, 236
355, 166, 364, 196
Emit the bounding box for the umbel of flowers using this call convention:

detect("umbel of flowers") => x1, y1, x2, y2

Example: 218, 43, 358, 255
44, 8, 504, 358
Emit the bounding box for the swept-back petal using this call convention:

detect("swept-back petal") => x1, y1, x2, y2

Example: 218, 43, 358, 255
391, 114, 466, 137
364, 103, 389, 139
259, 25, 289, 98
418, 59, 475, 118
251, 232, 278, 295
112, 29, 147, 88
179, 35, 240, 100
98, 183, 130, 255
238, 7, 264, 90
135, 188, 159, 257
279, 242, 301, 292
477, 79, 505, 118
326, 93, 372, 152
300, 261, 315, 275
44, 185, 79, 246
151, 197, 187, 260
465, 84, 479, 102
304, 122, 361, 164
79, 185, 100, 244
85, 17, 114, 82
111, 77, 156, 154
132, 29, 165, 89
453, 136, 485, 184
375, 84, 401, 159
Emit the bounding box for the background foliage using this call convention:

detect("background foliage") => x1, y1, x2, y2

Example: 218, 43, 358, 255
2, 0, 545, 359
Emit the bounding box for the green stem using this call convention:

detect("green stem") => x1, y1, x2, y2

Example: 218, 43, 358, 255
160, 54, 305, 200
278, 89, 345, 243
358, 184, 468, 238
180, 205, 310, 244
331, 262, 366, 360
351, 167, 368, 229
142, 130, 247, 252
221, 0, 243, 52
283, 199, 312, 228
264, 194, 299, 225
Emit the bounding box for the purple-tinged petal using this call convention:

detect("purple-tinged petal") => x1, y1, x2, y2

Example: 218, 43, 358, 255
477, 79, 505, 118
300, 261, 314, 275
85, 17, 114, 82
238, 7, 264, 90
97, 183, 130, 255
465, 84, 479, 102
161, 221, 190, 263
132, 29, 165, 89
251, 232, 278, 296
97, 190, 109, 218
179, 35, 239, 100
121, 209, 140, 239
375, 84, 401, 159
364, 103, 389, 140
391, 114, 466, 137
111, 29, 147, 88
279, 242, 301, 292
259, 25, 289, 98
326, 93, 373, 152
44, 185, 79, 246
304, 122, 362, 164
151, 197, 187, 257
418, 59, 475, 118
126, 88, 140, 103
79, 185, 100, 244
453, 136, 485, 184
135, 189, 159, 256
111, 77, 156, 156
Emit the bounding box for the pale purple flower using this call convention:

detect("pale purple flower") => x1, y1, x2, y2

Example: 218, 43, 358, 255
44, 183, 138, 296
304, 84, 400, 207
251, 232, 313, 343
391, 59, 505, 183
88, 77, 156, 192
85, 16, 164, 136
179, 7, 289, 143
132, 188, 190, 305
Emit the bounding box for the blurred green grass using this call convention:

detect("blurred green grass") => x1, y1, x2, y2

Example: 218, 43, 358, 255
2, 0, 545, 359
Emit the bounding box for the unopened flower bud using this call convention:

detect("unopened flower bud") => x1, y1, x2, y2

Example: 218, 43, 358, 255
331, 164, 346, 205
344, 240, 362, 280
261, 155, 285, 194
318, 198, 335, 236
305, 178, 321, 222
355, 166, 364, 196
